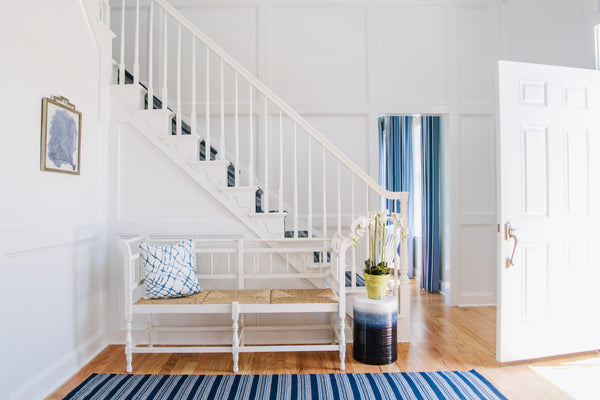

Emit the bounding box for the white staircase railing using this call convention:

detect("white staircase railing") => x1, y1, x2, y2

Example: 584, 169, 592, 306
113, 0, 410, 293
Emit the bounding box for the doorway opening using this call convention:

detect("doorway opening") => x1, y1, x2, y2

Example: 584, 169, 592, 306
378, 114, 447, 293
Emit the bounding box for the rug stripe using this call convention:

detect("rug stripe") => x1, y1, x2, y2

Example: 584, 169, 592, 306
365, 373, 383, 400
420, 372, 446, 400
205, 374, 223, 400
468, 370, 509, 400
345, 373, 361, 400
327, 373, 340, 400
84, 374, 124, 400
453, 370, 489, 399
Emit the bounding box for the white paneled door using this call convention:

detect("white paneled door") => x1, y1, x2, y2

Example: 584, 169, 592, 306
497, 61, 600, 362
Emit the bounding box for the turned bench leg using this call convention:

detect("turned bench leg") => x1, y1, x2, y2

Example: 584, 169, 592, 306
232, 301, 240, 373
125, 320, 133, 373
337, 316, 346, 371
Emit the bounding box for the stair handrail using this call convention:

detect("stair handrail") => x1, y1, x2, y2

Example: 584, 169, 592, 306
147, 0, 406, 202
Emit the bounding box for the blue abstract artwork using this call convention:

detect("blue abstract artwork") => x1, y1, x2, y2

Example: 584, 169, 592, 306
41, 96, 81, 174
48, 109, 77, 170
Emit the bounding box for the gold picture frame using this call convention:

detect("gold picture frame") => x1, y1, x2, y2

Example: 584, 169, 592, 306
40, 96, 82, 175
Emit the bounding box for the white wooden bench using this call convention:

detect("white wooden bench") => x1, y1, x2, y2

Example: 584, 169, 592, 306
117, 235, 351, 373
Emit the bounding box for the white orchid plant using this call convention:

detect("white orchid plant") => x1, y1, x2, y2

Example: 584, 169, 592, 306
350, 209, 408, 276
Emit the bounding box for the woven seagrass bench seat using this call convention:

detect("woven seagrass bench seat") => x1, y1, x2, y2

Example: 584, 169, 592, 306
135, 289, 337, 306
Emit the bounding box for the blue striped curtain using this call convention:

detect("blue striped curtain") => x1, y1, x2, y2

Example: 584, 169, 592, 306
379, 116, 414, 278
420, 116, 441, 292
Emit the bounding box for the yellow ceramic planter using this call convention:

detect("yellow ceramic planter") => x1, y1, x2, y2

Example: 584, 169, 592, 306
363, 273, 390, 300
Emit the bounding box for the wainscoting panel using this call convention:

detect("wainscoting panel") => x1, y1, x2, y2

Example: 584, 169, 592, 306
268, 4, 368, 105
458, 114, 496, 217
458, 224, 496, 304
374, 4, 449, 105
457, 5, 495, 105
2, 226, 106, 400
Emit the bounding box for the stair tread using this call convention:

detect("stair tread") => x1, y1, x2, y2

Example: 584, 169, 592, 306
249, 211, 288, 217
222, 186, 260, 193
159, 135, 200, 141
189, 160, 231, 167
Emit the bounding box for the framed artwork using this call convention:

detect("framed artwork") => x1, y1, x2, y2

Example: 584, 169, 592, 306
40, 95, 82, 174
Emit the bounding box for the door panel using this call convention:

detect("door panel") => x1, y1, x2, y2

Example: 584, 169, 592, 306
498, 61, 600, 362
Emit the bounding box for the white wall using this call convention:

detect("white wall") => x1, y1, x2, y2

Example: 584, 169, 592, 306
584, 0, 600, 68
501, 0, 589, 69
0, 1, 112, 398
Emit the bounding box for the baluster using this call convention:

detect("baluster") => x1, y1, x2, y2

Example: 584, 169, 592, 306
400, 199, 409, 284
307, 136, 312, 237
249, 86, 254, 186
393, 212, 399, 295
263, 98, 269, 213
119, 0, 125, 85
232, 302, 239, 373
133, 0, 140, 84
293, 123, 298, 237
322, 148, 327, 239
190, 37, 196, 136
279, 111, 284, 213
205, 47, 210, 155
176, 24, 181, 135
337, 160, 341, 234
133, 0, 140, 85
220, 59, 225, 160
351, 175, 356, 288
147, 0, 154, 106
161, 9, 167, 110
234, 73, 239, 186
365, 184, 369, 217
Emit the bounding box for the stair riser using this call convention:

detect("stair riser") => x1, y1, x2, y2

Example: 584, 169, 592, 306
160, 137, 200, 163
223, 192, 255, 214
188, 163, 229, 189
132, 110, 175, 138
110, 85, 145, 122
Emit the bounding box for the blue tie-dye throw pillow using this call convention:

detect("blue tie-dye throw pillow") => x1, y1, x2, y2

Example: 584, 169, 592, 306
139, 239, 201, 299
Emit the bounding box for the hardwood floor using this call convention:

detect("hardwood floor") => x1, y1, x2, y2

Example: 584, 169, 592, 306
48, 281, 598, 399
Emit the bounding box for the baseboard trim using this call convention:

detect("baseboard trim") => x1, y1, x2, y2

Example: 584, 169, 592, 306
9, 332, 106, 400
455, 292, 496, 307
439, 280, 448, 296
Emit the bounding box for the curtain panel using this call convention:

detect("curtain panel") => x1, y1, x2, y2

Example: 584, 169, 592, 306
420, 116, 441, 293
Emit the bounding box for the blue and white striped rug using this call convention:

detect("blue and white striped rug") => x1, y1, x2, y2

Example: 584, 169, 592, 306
63, 370, 507, 399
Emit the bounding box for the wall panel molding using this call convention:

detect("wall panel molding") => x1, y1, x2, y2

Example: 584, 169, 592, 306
458, 114, 496, 217
9, 333, 105, 400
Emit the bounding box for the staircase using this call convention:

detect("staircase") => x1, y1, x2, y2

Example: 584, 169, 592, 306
110, 0, 411, 341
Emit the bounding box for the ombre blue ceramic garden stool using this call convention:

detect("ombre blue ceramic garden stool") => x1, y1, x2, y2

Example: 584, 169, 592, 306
353, 295, 397, 365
